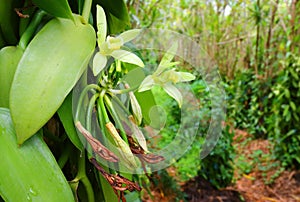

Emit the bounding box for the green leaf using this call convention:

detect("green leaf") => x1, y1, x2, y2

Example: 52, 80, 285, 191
0, 46, 23, 108
0, 0, 22, 45
32, 0, 74, 20
95, 0, 129, 24
163, 83, 183, 108
106, 12, 130, 34
0, 108, 74, 202
290, 101, 296, 111
57, 93, 83, 151
111, 50, 144, 67
134, 90, 158, 128
93, 52, 107, 76
284, 88, 290, 99
10, 15, 96, 144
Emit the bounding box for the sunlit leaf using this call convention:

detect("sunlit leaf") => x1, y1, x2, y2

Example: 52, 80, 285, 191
0, 108, 74, 201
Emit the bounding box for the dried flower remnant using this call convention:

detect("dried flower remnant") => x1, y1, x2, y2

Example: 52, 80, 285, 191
75, 121, 119, 162
127, 136, 165, 164
90, 158, 141, 202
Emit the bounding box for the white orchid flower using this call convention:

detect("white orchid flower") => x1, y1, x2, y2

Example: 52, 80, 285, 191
138, 43, 195, 108
93, 5, 144, 76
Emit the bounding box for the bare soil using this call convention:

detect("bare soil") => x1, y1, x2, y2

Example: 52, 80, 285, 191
142, 129, 300, 202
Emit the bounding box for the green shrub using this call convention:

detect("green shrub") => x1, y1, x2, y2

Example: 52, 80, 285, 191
225, 70, 273, 138
199, 125, 235, 189
155, 78, 235, 188
267, 54, 300, 168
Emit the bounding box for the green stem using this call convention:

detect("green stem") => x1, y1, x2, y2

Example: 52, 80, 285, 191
109, 85, 139, 94
86, 93, 100, 132
75, 84, 101, 122
96, 102, 117, 174
57, 140, 72, 169
104, 95, 128, 144
98, 90, 110, 123
19, 9, 47, 50
109, 94, 131, 115
82, 0, 93, 23
77, 151, 95, 202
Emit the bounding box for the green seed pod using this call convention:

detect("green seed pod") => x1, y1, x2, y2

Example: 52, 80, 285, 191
0, 108, 74, 202
0, 46, 23, 107
10, 15, 96, 144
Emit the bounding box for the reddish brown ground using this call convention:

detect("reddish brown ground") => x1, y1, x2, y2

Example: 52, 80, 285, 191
142, 129, 300, 202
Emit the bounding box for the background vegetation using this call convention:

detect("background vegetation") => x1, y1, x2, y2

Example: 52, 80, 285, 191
0, 0, 299, 201
128, 0, 300, 200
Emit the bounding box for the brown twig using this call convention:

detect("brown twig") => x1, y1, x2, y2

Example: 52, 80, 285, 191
14, 4, 36, 18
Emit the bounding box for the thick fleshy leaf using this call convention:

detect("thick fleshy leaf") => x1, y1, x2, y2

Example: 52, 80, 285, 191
138, 75, 155, 92
93, 52, 107, 76
93, 0, 130, 34
0, 108, 74, 202
96, 5, 107, 45
163, 83, 183, 108
57, 93, 83, 151
32, 0, 73, 20
10, 15, 96, 144
118, 29, 141, 44
0, 46, 23, 108
0, 0, 22, 45
156, 42, 178, 75
111, 49, 144, 67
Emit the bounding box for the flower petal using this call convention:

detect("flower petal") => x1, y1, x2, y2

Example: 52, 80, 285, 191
118, 29, 141, 43
156, 42, 178, 75
93, 53, 107, 76
96, 5, 107, 45
177, 71, 196, 82
138, 75, 155, 92
111, 50, 144, 67
163, 83, 183, 108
